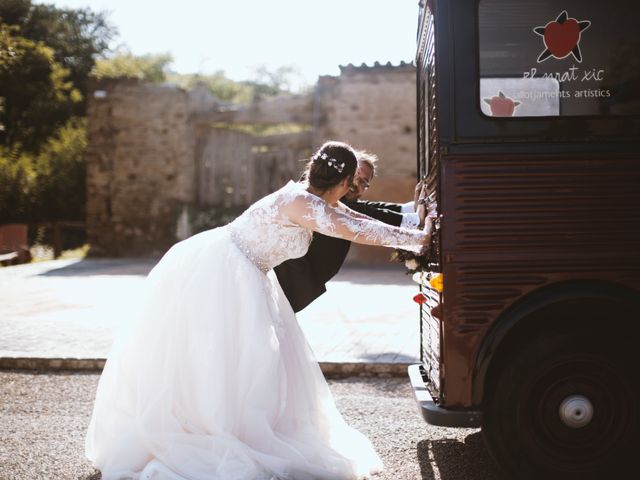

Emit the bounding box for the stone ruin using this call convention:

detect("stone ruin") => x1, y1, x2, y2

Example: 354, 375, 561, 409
86, 62, 417, 263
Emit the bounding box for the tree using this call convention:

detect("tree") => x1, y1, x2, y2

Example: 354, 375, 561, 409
166, 70, 254, 104
95, 54, 299, 105
0, 23, 80, 152
167, 66, 305, 104
0, 0, 112, 224
246, 65, 305, 100
0, 145, 36, 222
0, 117, 87, 223
0, 0, 115, 115
92, 49, 173, 83
0, 0, 30, 26
31, 117, 87, 222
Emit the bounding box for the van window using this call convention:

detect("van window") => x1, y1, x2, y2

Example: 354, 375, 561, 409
478, 0, 640, 117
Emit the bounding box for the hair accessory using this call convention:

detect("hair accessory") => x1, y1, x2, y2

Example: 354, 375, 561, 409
317, 152, 345, 173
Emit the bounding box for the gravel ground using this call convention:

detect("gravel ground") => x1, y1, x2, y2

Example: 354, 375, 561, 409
0, 372, 504, 480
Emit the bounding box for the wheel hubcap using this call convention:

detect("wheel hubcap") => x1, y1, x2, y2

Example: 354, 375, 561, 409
559, 395, 594, 428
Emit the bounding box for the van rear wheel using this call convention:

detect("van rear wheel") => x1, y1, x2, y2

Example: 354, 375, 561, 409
482, 333, 639, 479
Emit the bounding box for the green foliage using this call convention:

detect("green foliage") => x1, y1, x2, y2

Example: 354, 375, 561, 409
0, 0, 31, 26
0, 0, 114, 151
109, 62, 303, 104
246, 65, 305, 100
210, 122, 311, 137
0, 145, 37, 221
0, 23, 80, 151
0, 0, 115, 114
92, 49, 173, 82
167, 64, 305, 104
0, 118, 87, 223
31, 117, 87, 221
166, 70, 255, 104
0, 0, 306, 227
0, 0, 112, 223
92, 55, 302, 105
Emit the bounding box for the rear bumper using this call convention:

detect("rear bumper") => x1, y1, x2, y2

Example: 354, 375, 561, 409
408, 364, 482, 428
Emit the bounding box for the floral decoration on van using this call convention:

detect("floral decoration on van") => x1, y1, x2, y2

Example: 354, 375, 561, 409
391, 248, 430, 274
534, 11, 591, 63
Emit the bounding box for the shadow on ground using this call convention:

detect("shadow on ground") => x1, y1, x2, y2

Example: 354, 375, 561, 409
38, 258, 158, 277
417, 432, 506, 480
358, 352, 418, 363
36, 260, 412, 283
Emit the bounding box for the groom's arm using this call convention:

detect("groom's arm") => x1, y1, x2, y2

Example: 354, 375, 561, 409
350, 199, 403, 213
344, 200, 403, 226
344, 199, 420, 229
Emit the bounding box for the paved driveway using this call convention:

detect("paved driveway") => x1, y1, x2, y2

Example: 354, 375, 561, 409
0, 259, 421, 364
0, 372, 505, 480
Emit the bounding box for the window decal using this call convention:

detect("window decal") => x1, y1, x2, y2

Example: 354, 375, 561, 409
482, 91, 521, 116
478, 0, 639, 117
534, 11, 591, 63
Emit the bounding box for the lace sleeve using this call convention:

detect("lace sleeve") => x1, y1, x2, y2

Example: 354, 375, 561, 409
281, 190, 428, 253
338, 202, 420, 229
335, 202, 376, 221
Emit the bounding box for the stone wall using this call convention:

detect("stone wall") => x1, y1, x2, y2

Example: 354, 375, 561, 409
86, 63, 417, 261
86, 78, 196, 256
315, 62, 418, 264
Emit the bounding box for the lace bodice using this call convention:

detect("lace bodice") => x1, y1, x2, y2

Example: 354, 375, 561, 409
228, 181, 427, 273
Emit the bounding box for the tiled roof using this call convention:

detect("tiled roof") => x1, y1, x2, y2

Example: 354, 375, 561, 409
338, 61, 416, 74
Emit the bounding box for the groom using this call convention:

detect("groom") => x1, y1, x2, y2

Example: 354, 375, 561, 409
274, 151, 421, 312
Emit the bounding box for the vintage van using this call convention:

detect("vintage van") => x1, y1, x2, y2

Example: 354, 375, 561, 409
409, 0, 640, 477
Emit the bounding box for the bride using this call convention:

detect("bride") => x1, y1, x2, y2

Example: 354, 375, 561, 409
86, 141, 432, 480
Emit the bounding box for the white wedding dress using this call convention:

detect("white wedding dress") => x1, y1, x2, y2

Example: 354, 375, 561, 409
86, 181, 426, 480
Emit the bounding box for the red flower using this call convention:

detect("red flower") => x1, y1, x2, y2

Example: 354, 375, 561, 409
413, 293, 428, 305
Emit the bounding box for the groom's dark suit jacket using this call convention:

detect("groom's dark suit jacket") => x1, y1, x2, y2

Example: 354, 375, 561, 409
274, 199, 405, 313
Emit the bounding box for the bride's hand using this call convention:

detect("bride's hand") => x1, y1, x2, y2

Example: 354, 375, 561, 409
423, 202, 437, 235
418, 217, 433, 255
423, 215, 434, 236
413, 179, 425, 209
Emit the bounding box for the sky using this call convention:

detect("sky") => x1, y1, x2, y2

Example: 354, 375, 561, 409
47, 0, 421, 91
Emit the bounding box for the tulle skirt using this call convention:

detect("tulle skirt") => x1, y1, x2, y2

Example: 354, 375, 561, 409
85, 227, 382, 479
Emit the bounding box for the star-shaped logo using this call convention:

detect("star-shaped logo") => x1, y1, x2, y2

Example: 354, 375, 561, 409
534, 11, 591, 63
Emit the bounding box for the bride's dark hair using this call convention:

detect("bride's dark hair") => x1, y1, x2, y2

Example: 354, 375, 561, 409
304, 141, 358, 191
